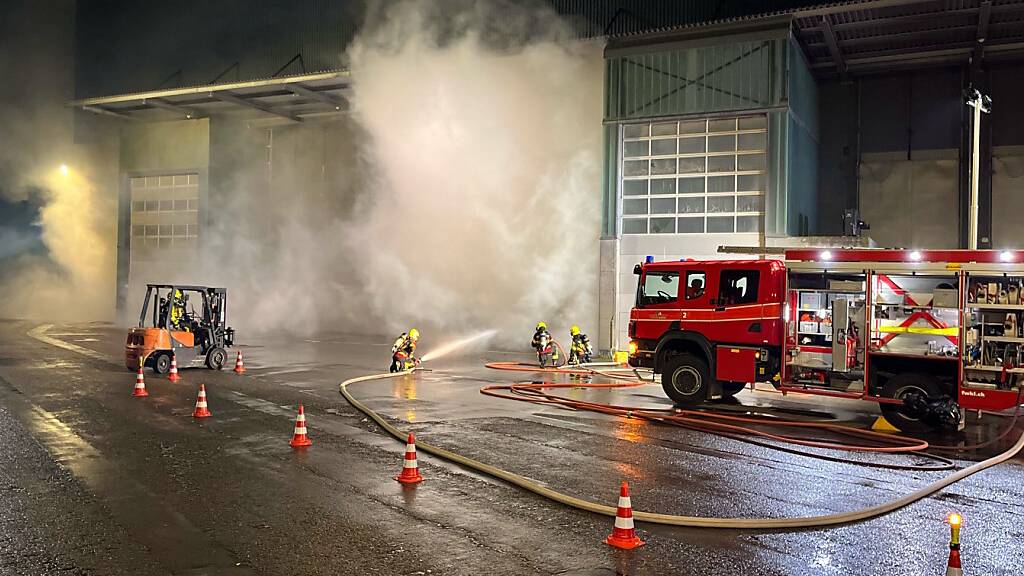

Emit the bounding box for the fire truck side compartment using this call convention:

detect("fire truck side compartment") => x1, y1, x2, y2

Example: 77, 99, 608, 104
715, 346, 759, 382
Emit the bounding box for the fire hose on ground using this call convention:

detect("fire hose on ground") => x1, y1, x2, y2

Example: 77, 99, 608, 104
339, 368, 1024, 530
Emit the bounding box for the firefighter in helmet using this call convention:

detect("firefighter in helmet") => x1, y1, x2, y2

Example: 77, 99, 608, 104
390, 328, 421, 372
169, 289, 190, 331
567, 325, 593, 366
531, 322, 558, 367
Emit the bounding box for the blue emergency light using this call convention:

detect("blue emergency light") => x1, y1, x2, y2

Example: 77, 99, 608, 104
645, 255, 654, 263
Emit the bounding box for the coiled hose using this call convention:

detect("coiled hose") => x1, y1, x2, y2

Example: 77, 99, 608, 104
340, 369, 1024, 529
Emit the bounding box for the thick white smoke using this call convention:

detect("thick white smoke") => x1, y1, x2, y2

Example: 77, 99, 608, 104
0, 1, 116, 322
0, 169, 116, 322
344, 0, 603, 342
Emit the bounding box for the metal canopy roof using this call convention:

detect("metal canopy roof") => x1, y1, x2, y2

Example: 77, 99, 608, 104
794, 0, 1024, 77
68, 70, 350, 123
606, 0, 1024, 78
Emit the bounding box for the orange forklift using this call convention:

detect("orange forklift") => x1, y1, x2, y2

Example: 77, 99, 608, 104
125, 284, 235, 373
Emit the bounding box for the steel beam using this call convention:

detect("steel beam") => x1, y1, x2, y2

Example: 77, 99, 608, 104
796, 0, 950, 19
144, 97, 202, 119
978, 0, 993, 42
80, 105, 136, 121
68, 70, 349, 107
802, 2, 1024, 34
800, 5, 979, 33
820, 16, 847, 78
287, 83, 346, 111
211, 91, 300, 122
805, 23, 985, 51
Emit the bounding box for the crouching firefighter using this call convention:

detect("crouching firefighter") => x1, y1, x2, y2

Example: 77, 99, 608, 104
567, 325, 593, 366
390, 328, 421, 373
531, 322, 559, 368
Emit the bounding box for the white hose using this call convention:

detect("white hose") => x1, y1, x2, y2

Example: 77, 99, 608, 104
341, 370, 1024, 529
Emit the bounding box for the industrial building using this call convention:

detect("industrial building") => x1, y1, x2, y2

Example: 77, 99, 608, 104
62, 0, 1024, 348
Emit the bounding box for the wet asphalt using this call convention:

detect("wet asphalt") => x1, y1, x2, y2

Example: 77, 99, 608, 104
0, 319, 1022, 575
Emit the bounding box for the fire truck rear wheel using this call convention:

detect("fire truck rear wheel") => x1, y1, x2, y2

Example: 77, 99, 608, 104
879, 373, 944, 432
662, 353, 710, 405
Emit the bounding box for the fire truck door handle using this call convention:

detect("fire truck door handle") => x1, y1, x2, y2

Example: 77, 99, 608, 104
715, 306, 726, 312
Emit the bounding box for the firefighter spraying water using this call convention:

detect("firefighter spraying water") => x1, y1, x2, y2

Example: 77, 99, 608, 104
567, 325, 593, 365
390, 328, 421, 372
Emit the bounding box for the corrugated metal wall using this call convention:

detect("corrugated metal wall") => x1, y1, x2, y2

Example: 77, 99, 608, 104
601, 32, 796, 239
76, 1, 831, 99
784, 38, 819, 237
604, 38, 786, 121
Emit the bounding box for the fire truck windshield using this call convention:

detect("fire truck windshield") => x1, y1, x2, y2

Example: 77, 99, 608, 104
639, 271, 679, 306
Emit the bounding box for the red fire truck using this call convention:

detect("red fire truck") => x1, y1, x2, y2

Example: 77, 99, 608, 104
628, 249, 1024, 431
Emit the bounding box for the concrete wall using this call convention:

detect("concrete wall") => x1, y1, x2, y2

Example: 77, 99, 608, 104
817, 65, 1024, 245
858, 149, 959, 249
116, 119, 211, 320
817, 69, 964, 242
992, 145, 1024, 249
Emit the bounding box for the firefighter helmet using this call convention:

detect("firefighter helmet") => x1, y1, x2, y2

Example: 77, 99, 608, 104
536, 322, 547, 330
409, 328, 420, 341
570, 325, 580, 336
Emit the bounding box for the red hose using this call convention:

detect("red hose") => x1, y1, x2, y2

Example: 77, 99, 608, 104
479, 363, 958, 471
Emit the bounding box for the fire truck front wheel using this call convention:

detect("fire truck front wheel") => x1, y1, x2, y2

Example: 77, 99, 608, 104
661, 353, 711, 405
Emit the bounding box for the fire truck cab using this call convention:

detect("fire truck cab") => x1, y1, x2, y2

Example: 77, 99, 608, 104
629, 249, 1024, 431
628, 258, 785, 405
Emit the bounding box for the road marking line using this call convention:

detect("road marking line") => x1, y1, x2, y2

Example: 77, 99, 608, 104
28, 324, 114, 364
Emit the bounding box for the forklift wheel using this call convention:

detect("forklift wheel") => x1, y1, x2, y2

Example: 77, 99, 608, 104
206, 347, 227, 371
153, 353, 172, 375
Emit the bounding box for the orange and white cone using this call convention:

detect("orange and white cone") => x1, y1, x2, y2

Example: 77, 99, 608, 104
946, 548, 962, 576
233, 350, 246, 374
132, 366, 149, 397
289, 404, 312, 448
168, 356, 181, 382
604, 481, 645, 550
192, 384, 212, 418
394, 432, 424, 484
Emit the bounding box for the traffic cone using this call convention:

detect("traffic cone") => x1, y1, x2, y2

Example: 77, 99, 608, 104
233, 350, 246, 374
946, 513, 963, 575
192, 384, 212, 418
604, 481, 645, 550
289, 404, 312, 448
168, 356, 181, 382
132, 366, 149, 397
395, 432, 424, 484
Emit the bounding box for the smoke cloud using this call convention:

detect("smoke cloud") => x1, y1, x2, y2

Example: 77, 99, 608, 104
0, 0, 117, 322
201, 0, 603, 345
342, 0, 603, 341
2, 0, 603, 346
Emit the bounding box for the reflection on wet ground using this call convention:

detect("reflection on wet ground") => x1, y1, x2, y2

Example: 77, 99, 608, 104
0, 321, 1021, 575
